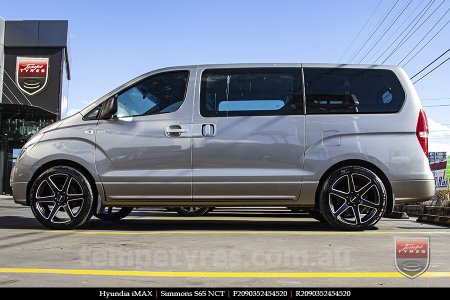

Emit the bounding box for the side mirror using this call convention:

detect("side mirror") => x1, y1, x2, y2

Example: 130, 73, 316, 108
99, 95, 118, 120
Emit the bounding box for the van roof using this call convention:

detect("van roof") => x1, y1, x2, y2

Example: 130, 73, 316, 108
158, 63, 401, 71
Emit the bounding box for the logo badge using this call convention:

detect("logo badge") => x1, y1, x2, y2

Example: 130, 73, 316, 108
15, 57, 49, 96
395, 237, 430, 278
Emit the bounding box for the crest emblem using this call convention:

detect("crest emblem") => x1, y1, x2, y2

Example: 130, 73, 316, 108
395, 237, 430, 278
16, 57, 49, 96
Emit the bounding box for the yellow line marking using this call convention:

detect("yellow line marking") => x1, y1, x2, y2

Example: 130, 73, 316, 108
31, 230, 450, 236
0, 268, 449, 278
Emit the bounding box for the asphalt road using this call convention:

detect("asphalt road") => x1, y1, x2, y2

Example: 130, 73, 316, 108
0, 196, 449, 287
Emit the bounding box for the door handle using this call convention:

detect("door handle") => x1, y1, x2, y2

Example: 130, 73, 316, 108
202, 124, 216, 137
165, 125, 189, 137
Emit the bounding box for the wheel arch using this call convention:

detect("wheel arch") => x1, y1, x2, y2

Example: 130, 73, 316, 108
314, 159, 394, 214
26, 159, 100, 206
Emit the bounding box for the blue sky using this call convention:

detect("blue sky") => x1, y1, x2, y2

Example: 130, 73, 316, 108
2, 0, 450, 151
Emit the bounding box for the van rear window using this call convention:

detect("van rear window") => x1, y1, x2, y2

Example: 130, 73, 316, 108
304, 68, 405, 114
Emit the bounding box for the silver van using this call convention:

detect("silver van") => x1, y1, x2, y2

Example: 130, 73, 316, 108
10, 64, 435, 230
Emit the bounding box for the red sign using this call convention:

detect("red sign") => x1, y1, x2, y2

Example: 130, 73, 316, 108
15, 57, 49, 96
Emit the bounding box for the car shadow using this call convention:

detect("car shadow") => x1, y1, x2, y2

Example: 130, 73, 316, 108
0, 212, 340, 231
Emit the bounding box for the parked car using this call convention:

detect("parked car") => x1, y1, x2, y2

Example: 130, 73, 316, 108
10, 63, 434, 230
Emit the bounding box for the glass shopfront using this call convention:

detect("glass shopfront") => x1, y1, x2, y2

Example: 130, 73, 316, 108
0, 104, 57, 194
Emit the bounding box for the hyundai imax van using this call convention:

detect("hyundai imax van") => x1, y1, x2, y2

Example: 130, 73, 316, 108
10, 64, 435, 230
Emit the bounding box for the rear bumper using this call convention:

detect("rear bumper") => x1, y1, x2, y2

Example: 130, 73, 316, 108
11, 182, 28, 205
391, 179, 435, 204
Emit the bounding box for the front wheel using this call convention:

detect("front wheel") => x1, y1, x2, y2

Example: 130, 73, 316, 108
319, 166, 387, 231
95, 207, 133, 221
29, 166, 95, 230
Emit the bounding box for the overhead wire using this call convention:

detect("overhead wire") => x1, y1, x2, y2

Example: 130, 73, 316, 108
338, 0, 384, 63
413, 55, 450, 84
357, 0, 413, 64
367, 0, 423, 63
401, 13, 450, 67
379, 0, 437, 64
349, 0, 399, 63
411, 48, 450, 79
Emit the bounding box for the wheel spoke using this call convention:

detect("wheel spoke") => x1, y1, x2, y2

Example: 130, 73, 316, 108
67, 194, 83, 201
357, 181, 374, 197
333, 203, 350, 217
348, 174, 356, 193
62, 176, 72, 194
64, 204, 75, 220
35, 196, 55, 203
353, 206, 361, 225
330, 189, 348, 200
47, 204, 61, 221
46, 178, 60, 193
360, 200, 378, 210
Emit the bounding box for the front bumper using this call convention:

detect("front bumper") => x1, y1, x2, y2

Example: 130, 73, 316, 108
391, 179, 435, 204
11, 182, 28, 205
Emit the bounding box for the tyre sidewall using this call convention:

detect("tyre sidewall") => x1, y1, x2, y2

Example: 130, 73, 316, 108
319, 166, 387, 231
29, 166, 94, 230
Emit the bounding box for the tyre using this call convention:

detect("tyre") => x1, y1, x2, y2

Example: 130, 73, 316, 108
174, 207, 211, 216
319, 165, 387, 231
29, 165, 95, 230
95, 207, 133, 221
308, 210, 327, 223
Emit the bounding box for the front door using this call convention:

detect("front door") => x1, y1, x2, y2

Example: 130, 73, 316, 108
95, 70, 194, 203
192, 67, 305, 203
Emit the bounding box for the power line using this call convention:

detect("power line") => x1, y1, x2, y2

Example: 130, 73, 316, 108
422, 97, 450, 100
379, 0, 437, 64
367, 0, 423, 63
357, 0, 412, 64
338, 0, 383, 63
411, 48, 450, 79
373, 0, 435, 64
349, 0, 399, 63
399, 6, 450, 66
402, 17, 450, 67
413, 55, 450, 84
423, 100, 450, 107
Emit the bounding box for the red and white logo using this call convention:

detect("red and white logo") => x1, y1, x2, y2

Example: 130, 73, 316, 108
395, 237, 430, 278
15, 57, 49, 96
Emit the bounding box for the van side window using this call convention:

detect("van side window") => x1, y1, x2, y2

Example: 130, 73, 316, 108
304, 68, 405, 114
116, 71, 189, 118
200, 68, 303, 117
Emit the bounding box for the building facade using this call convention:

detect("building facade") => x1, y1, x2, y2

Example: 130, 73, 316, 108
0, 18, 70, 194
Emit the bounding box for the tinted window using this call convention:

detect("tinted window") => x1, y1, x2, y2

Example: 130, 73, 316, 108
116, 71, 189, 118
304, 68, 405, 114
200, 68, 303, 117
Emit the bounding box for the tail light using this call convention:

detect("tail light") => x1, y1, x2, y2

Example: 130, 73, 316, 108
416, 109, 429, 157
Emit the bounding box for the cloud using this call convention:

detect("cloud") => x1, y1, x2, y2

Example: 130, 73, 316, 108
428, 118, 450, 153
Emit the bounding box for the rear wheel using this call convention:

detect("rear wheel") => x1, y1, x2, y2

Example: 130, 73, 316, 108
29, 166, 94, 230
174, 207, 211, 216
95, 207, 133, 221
319, 166, 387, 231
